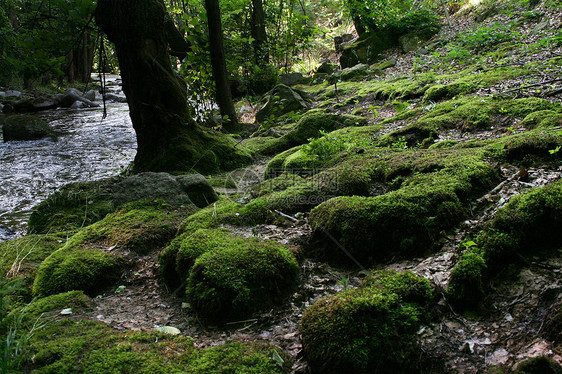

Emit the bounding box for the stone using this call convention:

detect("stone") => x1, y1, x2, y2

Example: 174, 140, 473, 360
2, 114, 55, 142
103, 93, 128, 103
398, 28, 439, 53
113, 172, 193, 208
340, 64, 373, 82
70, 101, 86, 109
56, 89, 99, 108
175, 174, 219, 208
280, 72, 304, 86
315, 61, 338, 75
255, 84, 310, 123
334, 33, 354, 53
4, 90, 21, 98
340, 31, 394, 69
83, 89, 98, 101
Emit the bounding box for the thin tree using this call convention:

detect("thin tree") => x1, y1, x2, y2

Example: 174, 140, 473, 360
204, 0, 238, 131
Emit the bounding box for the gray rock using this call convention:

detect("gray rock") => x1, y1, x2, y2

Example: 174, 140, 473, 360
280, 72, 304, 86
334, 33, 354, 53
340, 31, 394, 69
113, 172, 193, 208
83, 89, 98, 101
56, 89, 99, 108
255, 84, 310, 123
2, 114, 55, 142
340, 64, 371, 81
4, 90, 22, 98
315, 61, 338, 75
398, 28, 438, 53
175, 174, 219, 208
104, 93, 128, 103
70, 101, 86, 109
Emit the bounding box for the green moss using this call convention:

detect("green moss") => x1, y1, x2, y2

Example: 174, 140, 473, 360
207, 176, 237, 189
0, 233, 72, 298
63, 200, 195, 255
308, 147, 498, 266
159, 228, 232, 289
186, 230, 300, 322
513, 356, 562, 374
264, 147, 302, 179
177, 197, 245, 235
273, 109, 369, 152
416, 97, 559, 131
241, 136, 280, 155
487, 128, 562, 165
446, 250, 486, 311
32, 246, 121, 298
482, 180, 562, 260
28, 179, 117, 234
250, 173, 306, 197
3, 291, 91, 329
520, 110, 562, 129
28, 319, 290, 373
301, 270, 432, 374
423, 67, 531, 102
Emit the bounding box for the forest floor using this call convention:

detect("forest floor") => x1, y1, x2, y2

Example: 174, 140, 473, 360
2, 1, 562, 373
87, 2, 562, 373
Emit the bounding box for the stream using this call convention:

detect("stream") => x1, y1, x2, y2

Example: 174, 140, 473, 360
0, 84, 136, 239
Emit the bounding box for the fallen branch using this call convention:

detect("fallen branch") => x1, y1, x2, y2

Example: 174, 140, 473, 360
501, 77, 562, 95
274, 210, 298, 223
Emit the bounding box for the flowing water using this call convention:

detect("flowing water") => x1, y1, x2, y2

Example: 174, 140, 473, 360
0, 90, 136, 238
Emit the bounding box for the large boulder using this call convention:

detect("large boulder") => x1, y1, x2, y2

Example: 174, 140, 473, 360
280, 72, 305, 86
56, 88, 99, 108
255, 84, 310, 123
340, 31, 394, 69
113, 172, 218, 208
175, 174, 219, 208
398, 28, 439, 53
2, 114, 55, 141
334, 33, 354, 53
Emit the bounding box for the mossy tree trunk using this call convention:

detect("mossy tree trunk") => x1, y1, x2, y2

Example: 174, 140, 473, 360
95, 0, 197, 172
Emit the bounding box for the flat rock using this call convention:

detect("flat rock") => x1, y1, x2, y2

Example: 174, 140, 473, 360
2, 114, 55, 141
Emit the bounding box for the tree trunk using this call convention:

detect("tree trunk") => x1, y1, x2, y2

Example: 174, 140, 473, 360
251, 0, 268, 65
204, 0, 238, 131
95, 0, 250, 173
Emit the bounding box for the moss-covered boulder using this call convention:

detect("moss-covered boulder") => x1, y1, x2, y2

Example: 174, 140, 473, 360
301, 270, 432, 374
264, 109, 369, 155
255, 84, 310, 123
62, 200, 196, 255
398, 27, 438, 52
478, 179, 562, 271
28, 179, 117, 234
446, 250, 486, 311
28, 319, 291, 373
32, 200, 195, 297
32, 245, 121, 298
308, 148, 498, 266
2, 114, 55, 141
167, 229, 300, 322
161, 227, 301, 323
113, 172, 217, 208
340, 31, 393, 68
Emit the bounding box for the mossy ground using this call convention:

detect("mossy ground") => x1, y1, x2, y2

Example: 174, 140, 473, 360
300, 270, 432, 374
27, 319, 290, 373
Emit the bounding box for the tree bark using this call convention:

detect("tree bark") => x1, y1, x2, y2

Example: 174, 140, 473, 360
204, 0, 238, 131
95, 0, 250, 173
251, 0, 268, 65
